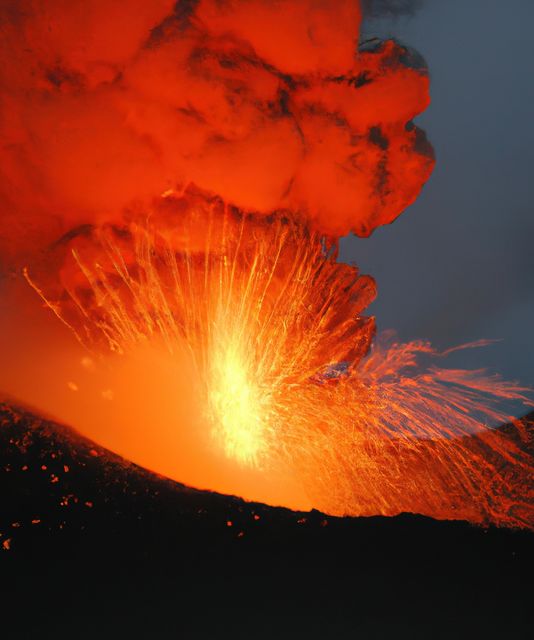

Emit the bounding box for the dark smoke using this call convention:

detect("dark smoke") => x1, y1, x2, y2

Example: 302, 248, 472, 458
362, 0, 424, 18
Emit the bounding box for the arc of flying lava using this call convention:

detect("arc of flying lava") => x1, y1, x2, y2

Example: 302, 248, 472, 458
24, 192, 534, 528
0, 0, 532, 527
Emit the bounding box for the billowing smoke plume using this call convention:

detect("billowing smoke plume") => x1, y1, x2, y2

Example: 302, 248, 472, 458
0, 0, 433, 271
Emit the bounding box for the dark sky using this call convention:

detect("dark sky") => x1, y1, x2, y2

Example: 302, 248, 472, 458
341, 0, 534, 386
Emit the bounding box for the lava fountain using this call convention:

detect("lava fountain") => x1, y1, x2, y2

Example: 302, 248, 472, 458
0, 0, 532, 527
24, 190, 533, 527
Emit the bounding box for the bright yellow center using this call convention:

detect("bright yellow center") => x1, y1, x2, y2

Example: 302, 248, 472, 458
209, 344, 265, 466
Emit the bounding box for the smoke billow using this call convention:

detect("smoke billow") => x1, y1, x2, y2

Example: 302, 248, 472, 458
0, 0, 433, 271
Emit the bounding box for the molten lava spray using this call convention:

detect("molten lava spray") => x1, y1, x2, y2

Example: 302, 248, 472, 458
24, 190, 533, 527
0, 1, 532, 527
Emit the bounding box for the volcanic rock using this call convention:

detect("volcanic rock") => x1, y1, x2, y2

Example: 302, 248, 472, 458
0, 402, 533, 639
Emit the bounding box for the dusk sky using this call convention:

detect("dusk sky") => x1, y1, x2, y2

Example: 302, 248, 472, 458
342, 0, 534, 386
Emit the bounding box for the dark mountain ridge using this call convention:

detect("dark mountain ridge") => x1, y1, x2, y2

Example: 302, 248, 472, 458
1, 401, 532, 639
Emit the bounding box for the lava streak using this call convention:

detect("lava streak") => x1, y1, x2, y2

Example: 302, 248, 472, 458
26, 191, 533, 528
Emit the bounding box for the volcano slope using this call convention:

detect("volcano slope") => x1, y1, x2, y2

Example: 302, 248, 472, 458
0, 401, 532, 639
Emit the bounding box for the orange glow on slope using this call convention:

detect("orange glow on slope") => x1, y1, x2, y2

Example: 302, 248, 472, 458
22, 192, 533, 527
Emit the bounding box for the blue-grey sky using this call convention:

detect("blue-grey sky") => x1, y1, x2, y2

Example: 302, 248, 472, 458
341, 0, 534, 385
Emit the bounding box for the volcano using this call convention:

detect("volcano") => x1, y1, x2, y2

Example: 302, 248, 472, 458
1, 401, 533, 638
1, 2, 533, 635
1, 0, 530, 536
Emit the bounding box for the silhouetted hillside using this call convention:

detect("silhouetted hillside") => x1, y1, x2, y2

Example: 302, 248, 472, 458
1, 402, 532, 639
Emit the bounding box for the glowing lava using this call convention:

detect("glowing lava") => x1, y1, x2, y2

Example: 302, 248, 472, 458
23, 191, 533, 528
0, 0, 531, 529
209, 342, 265, 466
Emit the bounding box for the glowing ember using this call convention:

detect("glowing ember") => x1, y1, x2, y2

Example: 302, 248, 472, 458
25, 191, 533, 527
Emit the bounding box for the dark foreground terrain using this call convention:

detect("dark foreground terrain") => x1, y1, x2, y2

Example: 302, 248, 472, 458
1, 401, 532, 639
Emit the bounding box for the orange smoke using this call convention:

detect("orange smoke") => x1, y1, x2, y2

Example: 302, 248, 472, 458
0, 0, 433, 269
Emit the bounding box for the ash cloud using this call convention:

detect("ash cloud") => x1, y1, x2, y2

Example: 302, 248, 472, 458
0, 0, 433, 270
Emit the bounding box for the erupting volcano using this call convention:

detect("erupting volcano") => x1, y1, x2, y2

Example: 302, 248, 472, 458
0, 0, 532, 530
